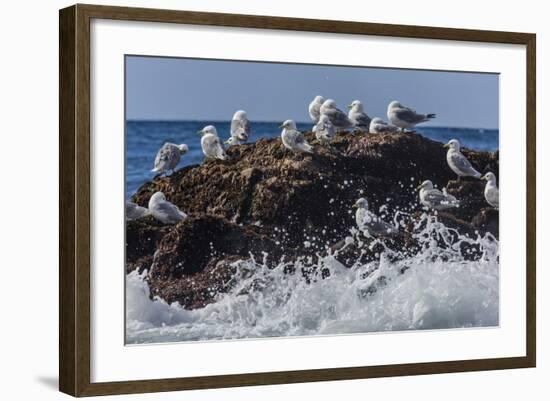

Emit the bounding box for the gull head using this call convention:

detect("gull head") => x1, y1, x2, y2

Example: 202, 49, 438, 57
233, 110, 247, 120
313, 95, 325, 104
279, 119, 297, 130
444, 139, 461, 151
388, 100, 402, 110
353, 197, 369, 210
322, 99, 337, 109
482, 172, 497, 183
149, 191, 166, 205
417, 180, 434, 191
371, 117, 384, 124
236, 132, 248, 141
224, 136, 239, 146
178, 144, 189, 154
197, 125, 218, 136
348, 100, 363, 111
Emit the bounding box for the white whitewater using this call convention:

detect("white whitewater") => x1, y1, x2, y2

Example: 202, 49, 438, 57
126, 213, 499, 344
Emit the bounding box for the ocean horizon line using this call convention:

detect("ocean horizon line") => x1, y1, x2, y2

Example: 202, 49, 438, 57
126, 119, 499, 131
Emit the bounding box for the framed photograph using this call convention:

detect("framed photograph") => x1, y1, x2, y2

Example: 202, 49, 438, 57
59, 4, 536, 397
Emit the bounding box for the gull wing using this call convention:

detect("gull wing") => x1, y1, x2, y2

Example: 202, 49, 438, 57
154, 143, 179, 170
156, 201, 186, 221
352, 112, 371, 127
231, 118, 251, 137
450, 152, 480, 176
324, 107, 352, 127
394, 107, 426, 124
424, 189, 448, 204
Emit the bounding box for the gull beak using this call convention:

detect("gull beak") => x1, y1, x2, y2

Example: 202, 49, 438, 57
196, 130, 203, 135
443, 143, 450, 148
347, 104, 353, 109
352, 203, 358, 209
278, 124, 284, 129
416, 184, 422, 190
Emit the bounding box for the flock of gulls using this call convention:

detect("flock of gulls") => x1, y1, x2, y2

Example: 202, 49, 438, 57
126, 96, 499, 238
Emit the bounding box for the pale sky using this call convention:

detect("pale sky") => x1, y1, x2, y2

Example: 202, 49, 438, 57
126, 55, 499, 129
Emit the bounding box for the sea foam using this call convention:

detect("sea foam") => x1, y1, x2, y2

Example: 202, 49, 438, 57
126, 213, 499, 344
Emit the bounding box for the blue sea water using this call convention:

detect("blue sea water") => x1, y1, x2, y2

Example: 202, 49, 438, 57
125, 120, 499, 199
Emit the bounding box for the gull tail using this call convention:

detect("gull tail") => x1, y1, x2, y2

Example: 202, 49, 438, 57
301, 143, 314, 154
151, 167, 160, 173
217, 151, 229, 161
426, 113, 436, 119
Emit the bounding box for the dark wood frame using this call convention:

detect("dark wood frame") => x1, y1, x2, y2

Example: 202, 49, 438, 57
59, 3, 536, 397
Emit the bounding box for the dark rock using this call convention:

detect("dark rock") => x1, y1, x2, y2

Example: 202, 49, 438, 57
445, 180, 489, 222
472, 207, 499, 237
148, 255, 241, 309
126, 215, 172, 273
146, 215, 295, 306
127, 131, 499, 309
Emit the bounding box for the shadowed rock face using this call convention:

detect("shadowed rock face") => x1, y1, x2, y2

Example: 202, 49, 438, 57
126, 216, 171, 274
127, 131, 499, 309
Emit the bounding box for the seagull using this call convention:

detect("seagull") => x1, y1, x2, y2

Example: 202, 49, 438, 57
417, 180, 460, 210
369, 117, 400, 134
387, 101, 436, 131
320, 99, 353, 130
151, 143, 188, 175
481, 172, 499, 208
280, 119, 313, 154
308, 95, 325, 124
148, 191, 187, 224
444, 139, 482, 180
226, 110, 251, 145
353, 198, 398, 237
312, 114, 335, 145
197, 125, 228, 161
125, 201, 149, 220
442, 187, 459, 205
225, 136, 240, 146
347, 100, 371, 132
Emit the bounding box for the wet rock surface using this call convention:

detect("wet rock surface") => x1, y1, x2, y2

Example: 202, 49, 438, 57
128, 131, 499, 308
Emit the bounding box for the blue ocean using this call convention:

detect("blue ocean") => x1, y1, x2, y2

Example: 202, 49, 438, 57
125, 120, 499, 199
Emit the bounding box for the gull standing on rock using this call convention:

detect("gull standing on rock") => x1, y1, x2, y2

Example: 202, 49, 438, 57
280, 119, 313, 154
387, 101, 436, 132
369, 117, 400, 134
320, 99, 353, 130
308, 95, 325, 124
125, 201, 150, 220
417, 180, 460, 210
444, 139, 481, 180
347, 100, 371, 132
481, 172, 499, 208
353, 198, 398, 237
148, 192, 187, 224
227, 110, 252, 145
151, 143, 189, 175
312, 114, 335, 145
198, 125, 228, 161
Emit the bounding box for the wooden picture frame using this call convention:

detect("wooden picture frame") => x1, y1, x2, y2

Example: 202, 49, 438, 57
59, 3, 536, 397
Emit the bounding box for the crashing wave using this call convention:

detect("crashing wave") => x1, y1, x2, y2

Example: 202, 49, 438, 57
126, 213, 499, 344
